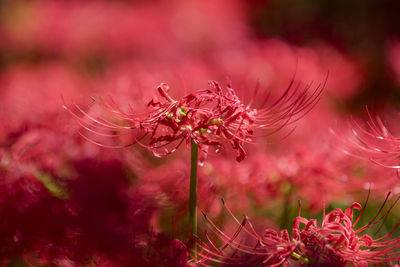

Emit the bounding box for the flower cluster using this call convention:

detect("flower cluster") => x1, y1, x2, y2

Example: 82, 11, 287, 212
2, 0, 399, 265
195, 194, 400, 266
66, 80, 324, 162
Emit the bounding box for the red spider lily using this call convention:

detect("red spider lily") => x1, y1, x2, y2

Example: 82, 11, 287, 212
194, 194, 400, 266
334, 108, 400, 176
292, 193, 400, 266
65, 79, 325, 162
194, 200, 299, 266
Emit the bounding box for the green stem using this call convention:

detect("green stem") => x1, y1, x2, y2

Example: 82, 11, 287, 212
189, 139, 198, 257
280, 182, 292, 230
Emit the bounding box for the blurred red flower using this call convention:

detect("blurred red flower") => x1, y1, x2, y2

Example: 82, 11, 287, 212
335, 108, 400, 176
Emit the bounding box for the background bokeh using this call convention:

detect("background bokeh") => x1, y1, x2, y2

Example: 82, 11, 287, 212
0, 0, 400, 266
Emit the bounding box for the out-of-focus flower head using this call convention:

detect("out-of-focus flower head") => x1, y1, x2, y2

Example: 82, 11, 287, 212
334, 108, 400, 176
66, 79, 324, 162
269, 138, 400, 211
0, 65, 90, 142
215, 40, 362, 101
195, 194, 400, 266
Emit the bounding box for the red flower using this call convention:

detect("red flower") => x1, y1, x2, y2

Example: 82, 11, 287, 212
195, 194, 400, 266
194, 200, 298, 266
66, 79, 324, 162
292, 193, 400, 266
335, 108, 400, 176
